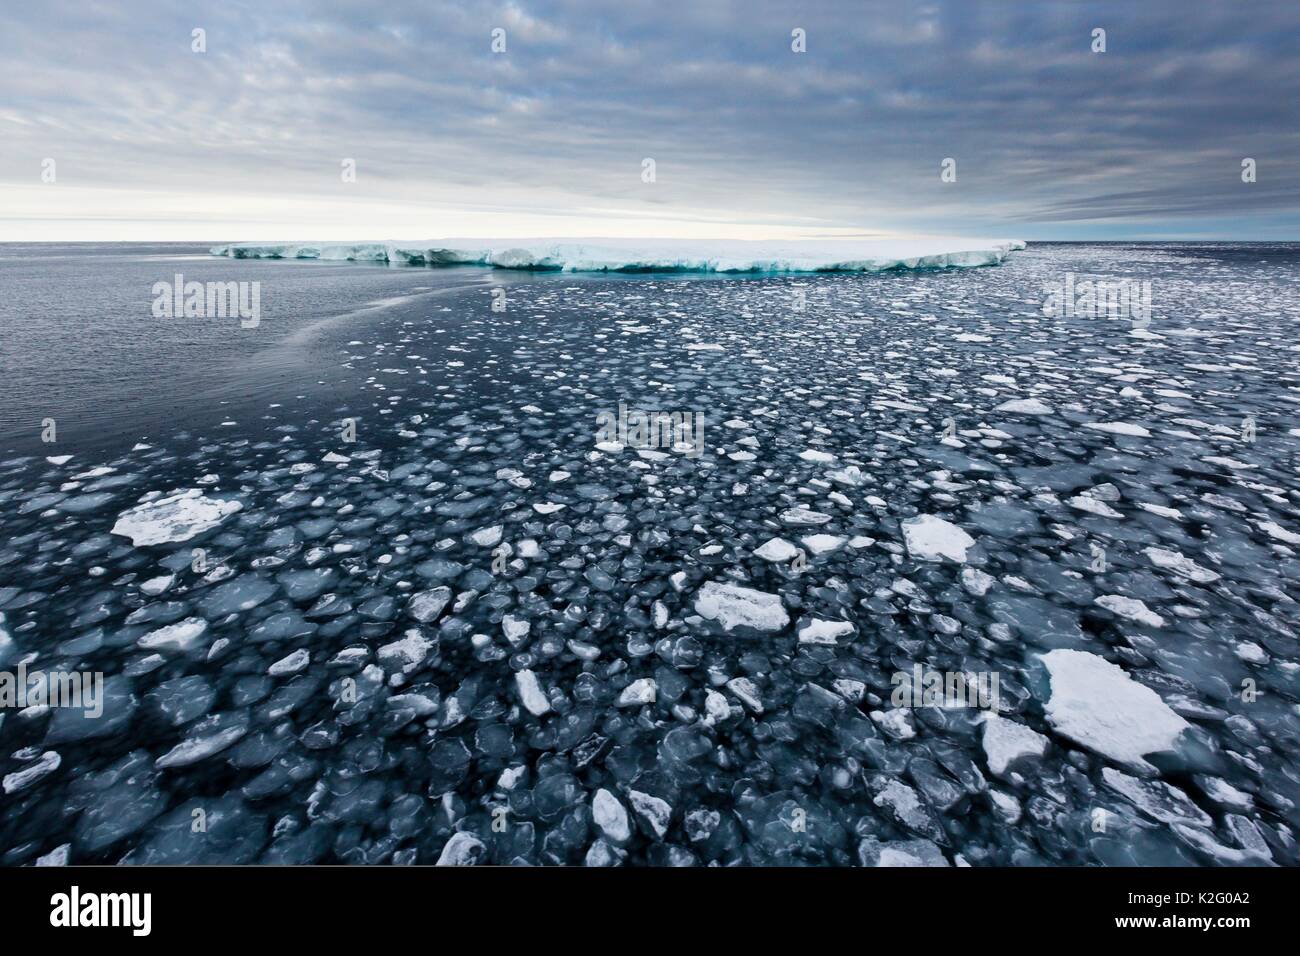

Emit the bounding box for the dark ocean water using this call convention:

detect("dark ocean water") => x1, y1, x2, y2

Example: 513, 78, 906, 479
0, 241, 1298, 867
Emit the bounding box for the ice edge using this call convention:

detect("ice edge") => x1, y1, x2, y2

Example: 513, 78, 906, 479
208, 238, 1027, 274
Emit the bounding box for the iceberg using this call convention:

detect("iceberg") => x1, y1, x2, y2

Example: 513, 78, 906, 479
210, 237, 1026, 274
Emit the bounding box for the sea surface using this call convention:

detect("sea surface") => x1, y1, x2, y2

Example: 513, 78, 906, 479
0, 241, 1298, 866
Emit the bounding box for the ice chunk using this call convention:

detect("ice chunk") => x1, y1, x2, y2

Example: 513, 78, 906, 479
780, 506, 832, 526
406, 587, 452, 623
137, 618, 208, 653
980, 714, 1048, 777
801, 534, 846, 555
797, 618, 854, 645
694, 581, 790, 634
616, 678, 657, 707
377, 629, 433, 675
725, 677, 764, 713
994, 398, 1054, 415
754, 537, 798, 562
1144, 547, 1219, 583
3, 751, 61, 794
627, 790, 672, 838
1101, 768, 1212, 828
1083, 422, 1151, 438
268, 649, 310, 676
436, 831, 486, 866
1095, 595, 1165, 628
798, 449, 837, 463
857, 836, 949, 867
515, 669, 551, 716
111, 490, 242, 546
901, 514, 975, 562
1040, 649, 1190, 772
154, 714, 248, 768
592, 789, 632, 844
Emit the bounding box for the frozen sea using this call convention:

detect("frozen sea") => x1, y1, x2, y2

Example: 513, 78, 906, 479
1, 241, 1298, 866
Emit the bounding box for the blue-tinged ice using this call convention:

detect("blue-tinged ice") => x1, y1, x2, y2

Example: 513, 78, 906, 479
210, 237, 1026, 273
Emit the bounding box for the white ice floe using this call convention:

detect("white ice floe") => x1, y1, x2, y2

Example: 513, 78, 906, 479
753, 537, 799, 562
1258, 520, 1300, 545
797, 618, 854, 644
469, 525, 503, 547
694, 581, 790, 633
139, 574, 175, 597
1095, 594, 1166, 628
1144, 546, 1220, 583
901, 514, 975, 562
779, 506, 832, 526
1040, 649, 1190, 772
268, 649, 310, 676
1235, 641, 1267, 664
1067, 494, 1123, 518
212, 237, 1026, 274
1083, 421, 1151, 438
980, 714, 1049, 777
801, 534, 846, 555
798, 449, 837, 463
961, 567, 996, 596
1137, 502, 1183, 520
726, 677, 764, 713
111, 490, 242, 546
1101, 767, 1211, 828
137, 618, 209, 653
994, 398, 1054, 415
377, 629, 433, 675
435, 832, 486, 866
616, 678, 657, 707
514, 669, 551, 716
627, 790, 672, 838
592, 789, 632, 844
2, 751, 61, 794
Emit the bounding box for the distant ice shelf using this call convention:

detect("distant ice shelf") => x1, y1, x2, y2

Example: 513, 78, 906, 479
209, 237, 1027, 274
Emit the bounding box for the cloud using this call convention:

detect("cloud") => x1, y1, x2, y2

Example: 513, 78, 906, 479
1, 0, 1297, 239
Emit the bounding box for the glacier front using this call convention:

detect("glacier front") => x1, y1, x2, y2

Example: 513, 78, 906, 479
209, 237, 1026, 274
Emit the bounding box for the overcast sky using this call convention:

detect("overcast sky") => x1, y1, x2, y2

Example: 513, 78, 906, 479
2, 0, 1298, 241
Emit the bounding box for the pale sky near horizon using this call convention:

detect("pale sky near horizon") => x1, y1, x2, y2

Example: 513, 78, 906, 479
2, 1, 1298, 242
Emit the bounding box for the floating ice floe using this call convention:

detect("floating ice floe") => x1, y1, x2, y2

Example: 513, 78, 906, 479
137, 618, 209, 653
111, 490, 242, 546
994, 398, 1054, 415
1040, 649, 1190, 772
980, 714, 1049, 777
694, 581, 790, 634
1095, 594, 1166, 628
514, 669, 550, 716
901, 514, 976, 562
1101, 767, 1211, 828
2, 751, 61, 794
797, 618, 854, 645
1144, 547, 1220, 583
616, 678, 657, 707
211, 236, 1026, 274
779, 506, 832, 526
801, 534, 846, 555
753, 538, 799, 562
1082, 421, 1152, 438
798, 449, 837, 463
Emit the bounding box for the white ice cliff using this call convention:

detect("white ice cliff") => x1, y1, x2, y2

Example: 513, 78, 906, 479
210, 237, 1026, 274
